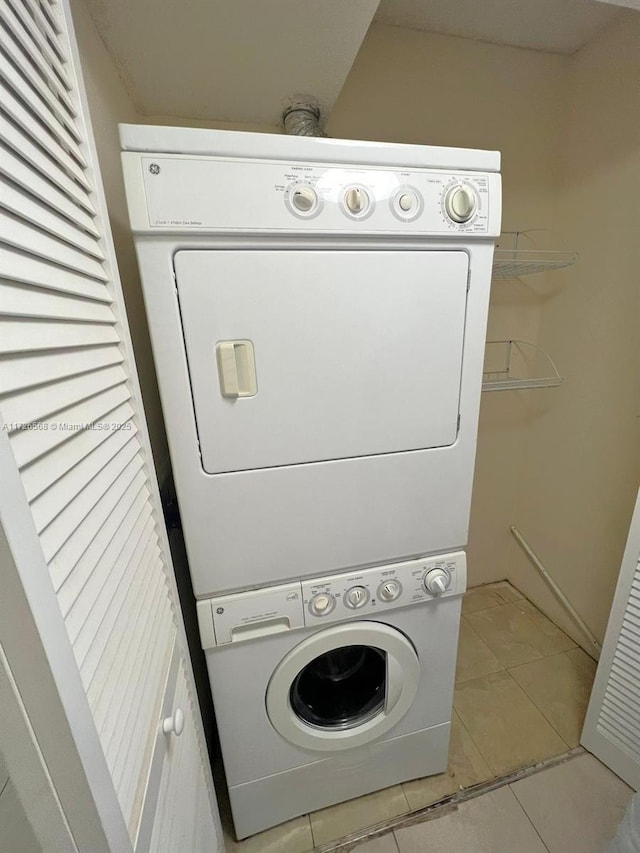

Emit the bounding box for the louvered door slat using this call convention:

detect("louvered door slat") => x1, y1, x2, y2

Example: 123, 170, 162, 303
48, 463, 146, 589
582, 490, 640, 788
2, 364, 127, 429
66, 505, 152, 647
57, 479, 149, 623
0, 246, 108, 300
604, 683, 640, 727
0, 65, 82, 169
30, 0, 61, 35
99, 571, 166, 757
0, 1, 74, 109
110, 599, 173, 786
17, 0, 62, 44
0, 319, 118, 355
1, 213, 108, 279
0, 345, 123, 394
0, 279, 113, 321
615, 638, 640, 673
20, 401, 134, 501
1, 184, 104, 258
76, 508, 155, 677
6, 0, 71, 87
0, 104, 93, 201
9, 383, 130, 466
31, 426, 135, 532
601, 700, 640, 746
120, 611, 174, 838
0, 0, 217, 844
609, 661, 639, 699
70, 503, 153, 666
21, 401, 135, 502
0, 39, 80, 146
0, 17, 76, 122
90, 545, 162, 726
40, 438, 139, 560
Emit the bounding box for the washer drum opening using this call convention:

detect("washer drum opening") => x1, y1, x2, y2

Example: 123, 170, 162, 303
266, 621, 420, 751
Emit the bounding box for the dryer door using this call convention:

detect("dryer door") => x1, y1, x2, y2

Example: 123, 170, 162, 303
266, 621, 420, 751
175, 250, 469, 474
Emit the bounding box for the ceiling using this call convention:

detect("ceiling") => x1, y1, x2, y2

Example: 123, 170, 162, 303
83, 0, 633, 127
375, 0, 621, 55
82, 0, 379, 126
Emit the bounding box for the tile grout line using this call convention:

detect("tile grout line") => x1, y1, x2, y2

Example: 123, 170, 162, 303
507, 656, 588, 749
501, 668, 571, 753
509, 783, 553, 853
450, 703, 499, 779
313, 749, 585, 852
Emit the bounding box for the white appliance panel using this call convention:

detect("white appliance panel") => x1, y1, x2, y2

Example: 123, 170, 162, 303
129, 154, 497, 235
175, 250, 469, 474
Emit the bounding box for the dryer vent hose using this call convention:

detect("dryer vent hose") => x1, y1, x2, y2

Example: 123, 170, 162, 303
282, 98, 328, 137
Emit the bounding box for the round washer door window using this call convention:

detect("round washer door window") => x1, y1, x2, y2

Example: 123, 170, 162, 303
266, 621, 420, 751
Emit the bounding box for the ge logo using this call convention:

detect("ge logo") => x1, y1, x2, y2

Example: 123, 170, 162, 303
216, 607, 224, 614
149, 163, 160, 175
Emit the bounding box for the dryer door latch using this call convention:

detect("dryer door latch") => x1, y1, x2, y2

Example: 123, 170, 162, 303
216, 340, 257, 398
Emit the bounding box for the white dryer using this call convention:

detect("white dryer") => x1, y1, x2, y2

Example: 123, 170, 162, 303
197, 551, 466, 838
120, 125, 501, 597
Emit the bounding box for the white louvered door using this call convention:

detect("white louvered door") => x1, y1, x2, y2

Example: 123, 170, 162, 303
0, 0, 221, 849
582, 488, 640, 790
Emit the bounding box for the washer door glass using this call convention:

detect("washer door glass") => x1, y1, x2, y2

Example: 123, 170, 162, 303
290, 645, 386, 730
266, 621, 421, 752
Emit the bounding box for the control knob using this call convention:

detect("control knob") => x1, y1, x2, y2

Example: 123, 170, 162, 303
344, 187, 370, 216
345, 585, 369, 609
377, 580, 402, 602
309, 593, 333, 616
444, 185, 477, 223
291, 185, 317, 213
423, 568, 451, 596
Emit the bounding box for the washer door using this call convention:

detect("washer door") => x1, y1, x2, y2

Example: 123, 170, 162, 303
266, 622, 420, 751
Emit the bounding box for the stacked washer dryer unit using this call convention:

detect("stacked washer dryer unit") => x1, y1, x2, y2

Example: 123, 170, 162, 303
120, 125, 501, 839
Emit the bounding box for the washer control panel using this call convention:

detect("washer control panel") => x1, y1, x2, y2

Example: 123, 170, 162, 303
302, 552, 466, 625
132, 153, 500, 236
198, 552, 467, 648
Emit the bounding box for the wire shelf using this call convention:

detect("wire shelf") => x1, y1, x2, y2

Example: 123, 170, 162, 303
482, 340, 563, 392
492, 231, 577, 279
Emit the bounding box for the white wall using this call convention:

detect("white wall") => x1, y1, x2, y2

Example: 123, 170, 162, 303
70, 0, 170, 477
512, 10, 640, 643
328, 24, 567, 587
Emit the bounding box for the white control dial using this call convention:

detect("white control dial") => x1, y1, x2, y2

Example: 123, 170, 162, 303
344, 585, 369, 609
398, 193, 415, 212
377, 580, 402, 602
423, 568, 451, 596
444, 185, 477, 223
344, 187, 370, 216
310, 593, 334, 616
290, 185, 318, 213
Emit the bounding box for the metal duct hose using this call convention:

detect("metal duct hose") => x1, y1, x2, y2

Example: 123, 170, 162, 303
282, 98, 327, 137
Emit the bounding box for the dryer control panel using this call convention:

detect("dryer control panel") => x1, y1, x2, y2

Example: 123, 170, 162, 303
122, 152, 501, 236
197, 552, 466, 648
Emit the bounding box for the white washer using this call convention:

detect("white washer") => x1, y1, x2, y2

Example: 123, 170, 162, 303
197, 552, 466, 839
120, 125, 501, 598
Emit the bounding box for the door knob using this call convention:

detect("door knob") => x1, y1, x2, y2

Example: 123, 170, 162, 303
162, 707, 185, 736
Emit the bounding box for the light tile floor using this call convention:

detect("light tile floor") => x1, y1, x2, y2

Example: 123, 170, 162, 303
223, 581, 600, 852
386, 753, 633, 853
